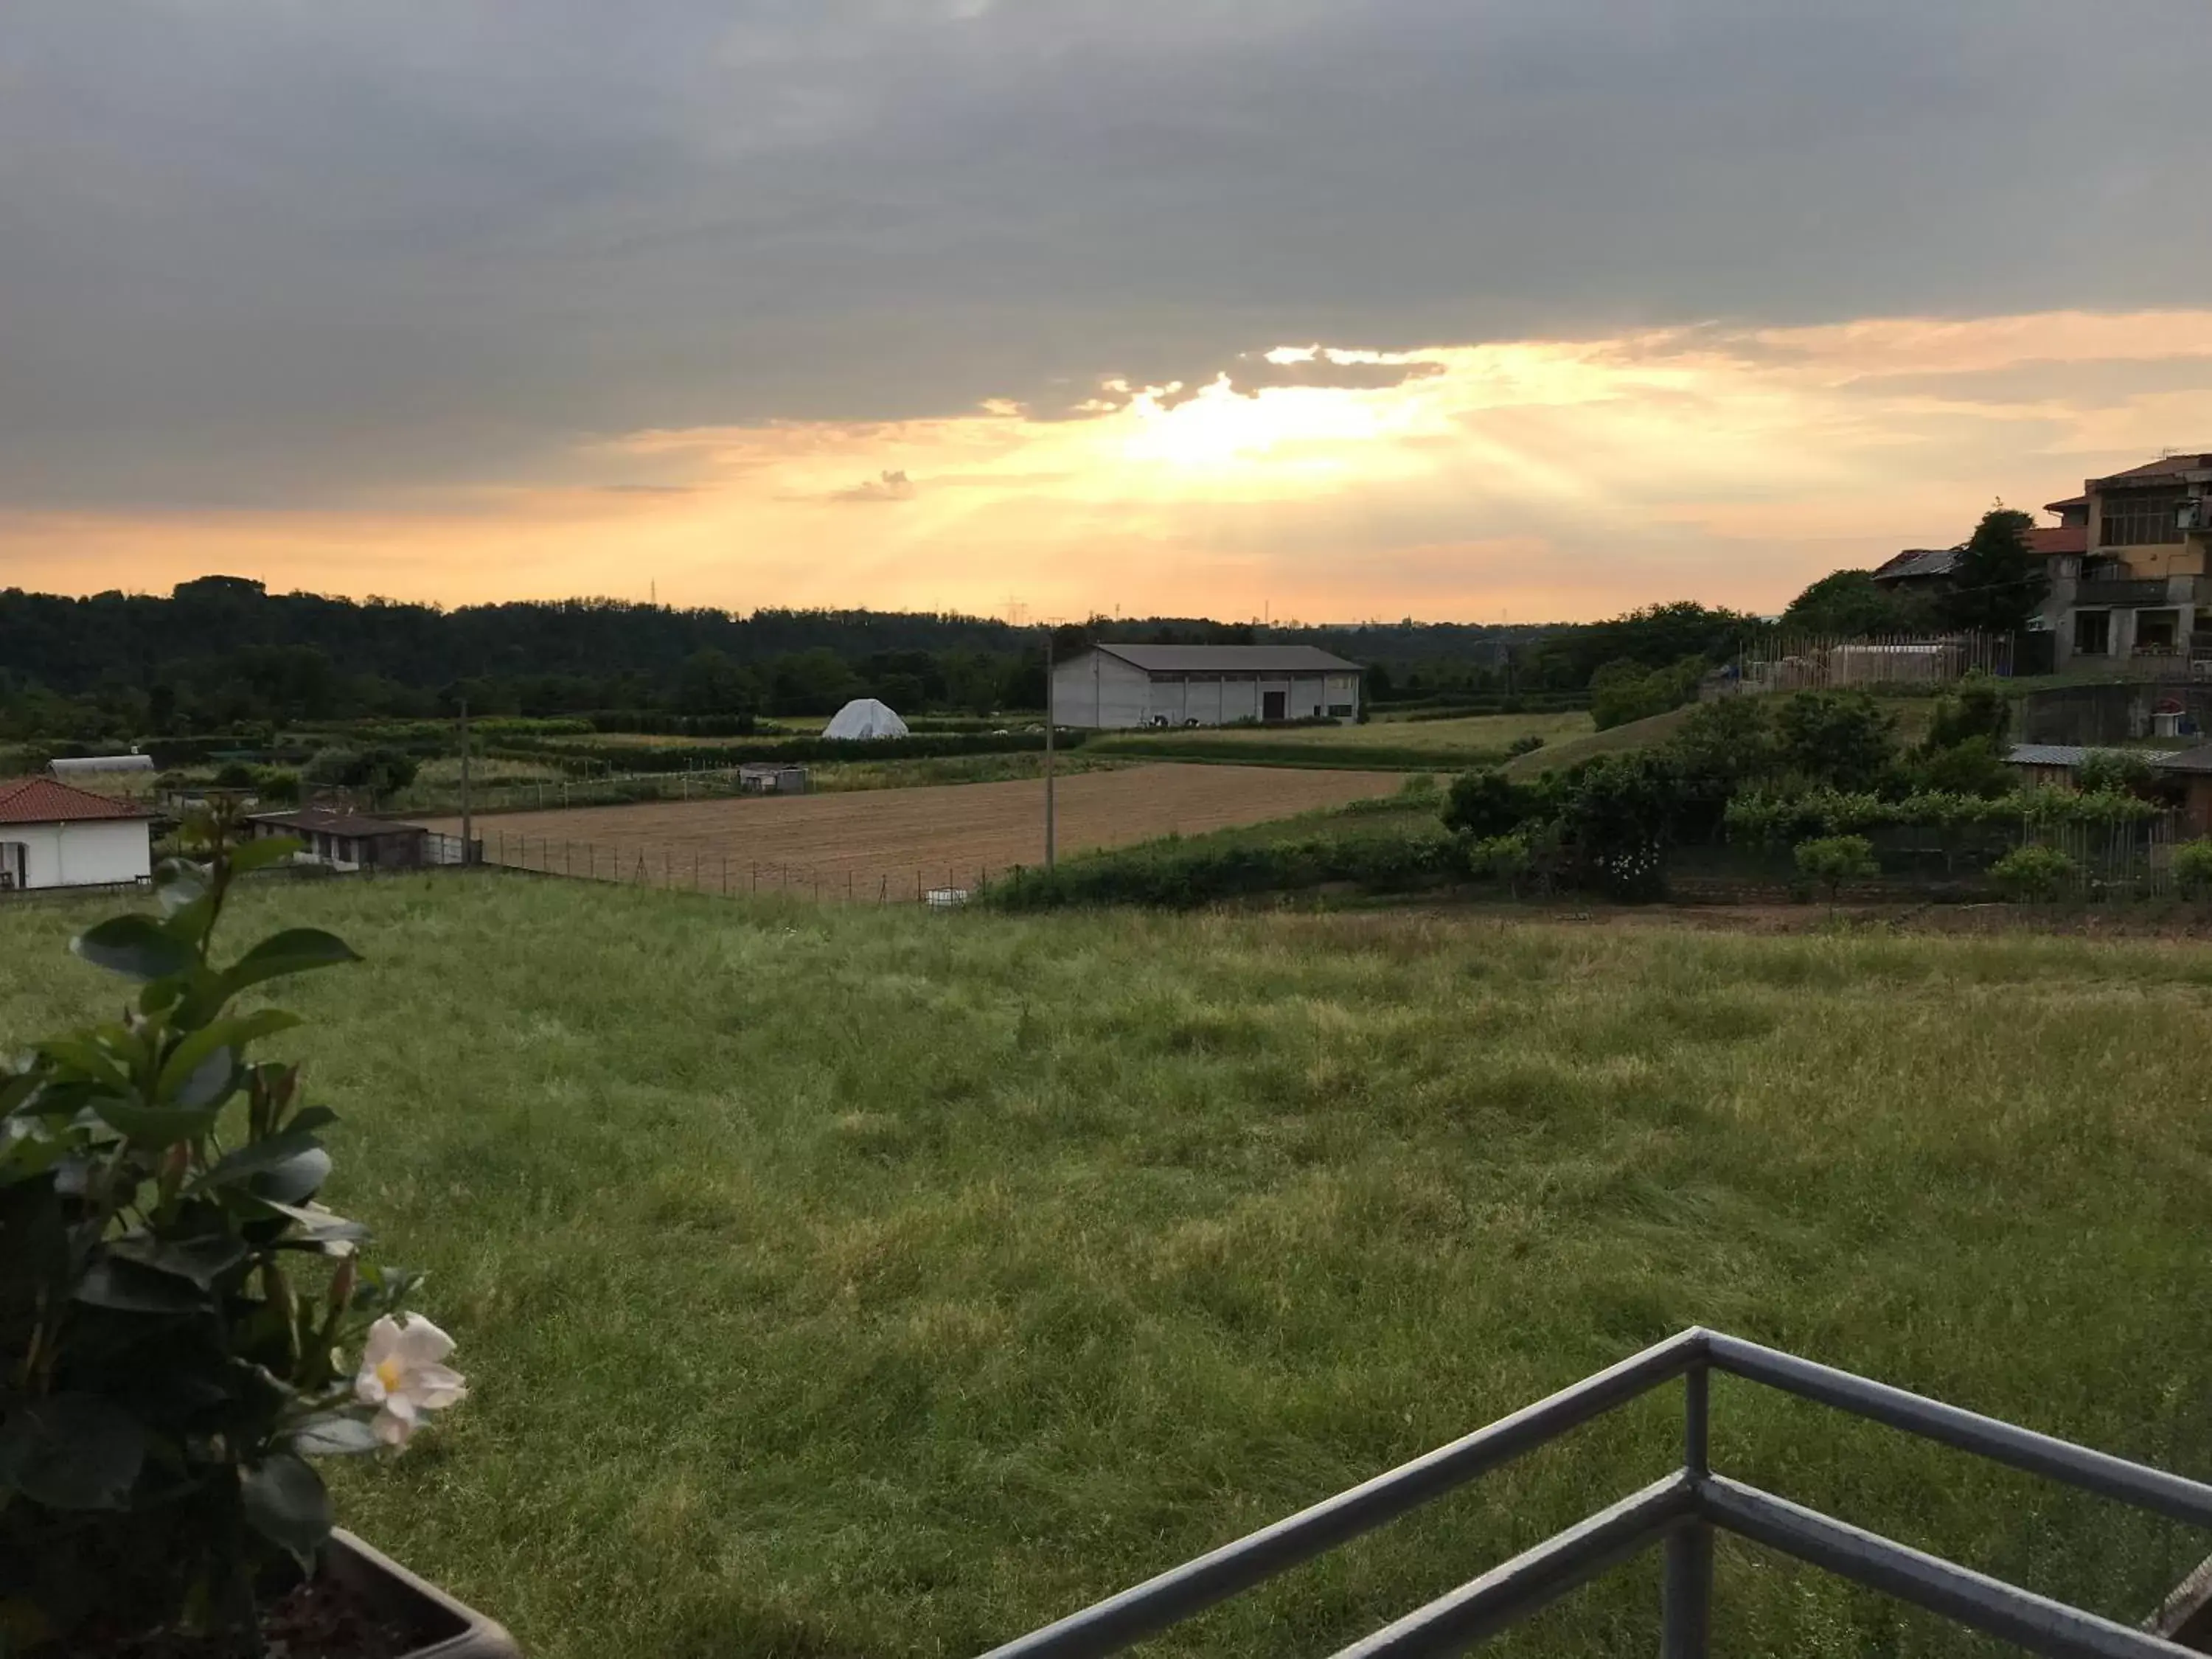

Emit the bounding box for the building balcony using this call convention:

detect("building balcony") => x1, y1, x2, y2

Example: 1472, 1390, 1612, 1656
2075, 577, 2173, 606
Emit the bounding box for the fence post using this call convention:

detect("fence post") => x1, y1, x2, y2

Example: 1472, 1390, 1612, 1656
1661, 1363, 1713, 1659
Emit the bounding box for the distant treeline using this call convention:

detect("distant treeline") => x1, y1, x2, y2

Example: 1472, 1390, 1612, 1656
0, 574, 1761, 745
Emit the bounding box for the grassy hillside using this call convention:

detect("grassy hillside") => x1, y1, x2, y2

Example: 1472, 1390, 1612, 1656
5, 880, 2210, 1658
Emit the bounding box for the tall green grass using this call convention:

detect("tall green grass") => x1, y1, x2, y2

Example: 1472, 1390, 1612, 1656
4, 881, 2210, 1658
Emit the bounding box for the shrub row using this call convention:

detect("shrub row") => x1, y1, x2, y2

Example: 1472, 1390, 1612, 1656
1088, 735, 1510, 770
985, 830, 1467, 910
1726, 786, 2163, 846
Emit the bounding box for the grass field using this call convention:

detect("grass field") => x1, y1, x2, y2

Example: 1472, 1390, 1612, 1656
419, 762, 1403, 899
5, 879, 2212, 1658
1088, 712, 1590, 772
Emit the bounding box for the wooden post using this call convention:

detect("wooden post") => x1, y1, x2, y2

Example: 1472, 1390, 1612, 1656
1044, 625, 1057, 871
458, 698, 474, 864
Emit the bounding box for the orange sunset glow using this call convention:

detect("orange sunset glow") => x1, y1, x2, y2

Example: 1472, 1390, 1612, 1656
9, 308, 2212, 621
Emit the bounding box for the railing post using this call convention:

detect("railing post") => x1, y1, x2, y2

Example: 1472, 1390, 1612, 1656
1662, 1363, 1711, 1659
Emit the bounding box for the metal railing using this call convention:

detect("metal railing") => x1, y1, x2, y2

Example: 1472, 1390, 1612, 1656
978, 1328, 2212, 1659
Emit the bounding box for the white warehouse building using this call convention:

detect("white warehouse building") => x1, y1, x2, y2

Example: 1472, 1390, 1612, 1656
1052, 644, 1364, 729
0, 777, 155, 891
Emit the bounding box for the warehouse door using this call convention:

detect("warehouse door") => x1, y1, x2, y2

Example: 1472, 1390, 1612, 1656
1262, 690, 1287, 721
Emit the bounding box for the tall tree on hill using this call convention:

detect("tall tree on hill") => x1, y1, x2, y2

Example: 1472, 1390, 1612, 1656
1779, 568, 1933, 636
1938, 504, 2049, 635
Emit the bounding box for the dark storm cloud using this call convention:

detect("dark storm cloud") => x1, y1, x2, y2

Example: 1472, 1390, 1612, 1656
2, 0, 2208, 510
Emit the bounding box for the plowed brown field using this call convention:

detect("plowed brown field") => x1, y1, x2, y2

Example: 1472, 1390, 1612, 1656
418, 762, 1400, 900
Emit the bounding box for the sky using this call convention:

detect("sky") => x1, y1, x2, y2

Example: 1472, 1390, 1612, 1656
4, 1, 2212, 623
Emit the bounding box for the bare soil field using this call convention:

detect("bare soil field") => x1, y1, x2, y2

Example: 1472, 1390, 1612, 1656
417, 762, 1400, 900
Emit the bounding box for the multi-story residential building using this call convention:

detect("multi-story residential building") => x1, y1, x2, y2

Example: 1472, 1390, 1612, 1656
2036, 453, 2212, 671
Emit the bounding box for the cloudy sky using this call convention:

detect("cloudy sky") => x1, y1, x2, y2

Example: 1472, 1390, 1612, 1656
4, 0, 2211, 622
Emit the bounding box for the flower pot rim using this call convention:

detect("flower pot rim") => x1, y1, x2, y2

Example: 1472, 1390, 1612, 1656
326, 1528, 520, 1659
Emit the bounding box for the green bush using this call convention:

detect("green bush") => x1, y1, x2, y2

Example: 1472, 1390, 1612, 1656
1913, 736, 2014, 798
0, 820, 462, 1649
1990, 844, 2077, 902
1505, 734, 1545, 757
1794, 834, 1878, 902
987, 830, 1461, 910
1440, 768, 1533, 838
1466, 834, 1533, 893
1555, 753, 1683, 900
1775, 691, 1896, 790
1923, 674, 2011, 751
2076, 748, 2158, 798
2174, 838, 2212, 899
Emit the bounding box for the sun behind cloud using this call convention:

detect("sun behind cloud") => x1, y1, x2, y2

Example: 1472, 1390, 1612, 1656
8, 307, 2212, 622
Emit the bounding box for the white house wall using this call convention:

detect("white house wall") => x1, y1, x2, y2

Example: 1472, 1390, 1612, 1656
2, 819, 152, 890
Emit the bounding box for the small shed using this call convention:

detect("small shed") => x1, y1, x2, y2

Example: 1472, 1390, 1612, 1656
0, 777, 154, 891
2004, 744, 2094, 788
248, 806, 429, 872
823, 699, 911, 740
738, 763, 809, 796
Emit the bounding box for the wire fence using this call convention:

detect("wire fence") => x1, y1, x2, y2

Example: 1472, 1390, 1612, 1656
1730, 632, 2014, 694
475, 827, 1002, 906
384, 766, 759, 819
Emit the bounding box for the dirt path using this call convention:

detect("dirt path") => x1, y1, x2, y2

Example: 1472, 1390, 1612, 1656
417, 762, 1402, 900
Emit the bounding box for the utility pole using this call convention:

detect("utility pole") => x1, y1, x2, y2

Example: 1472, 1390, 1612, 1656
458, 697, 474, 865
1043, 626, 1057, 870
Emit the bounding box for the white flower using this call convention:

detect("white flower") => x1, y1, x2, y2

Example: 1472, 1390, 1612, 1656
354, 1315, 467, 1447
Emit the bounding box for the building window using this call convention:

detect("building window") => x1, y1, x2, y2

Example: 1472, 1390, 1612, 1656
2074, 611, 2111, 656
1326, 703, 1354, 718
2099, 490, 2185, 547
2136, 609, 2181, 653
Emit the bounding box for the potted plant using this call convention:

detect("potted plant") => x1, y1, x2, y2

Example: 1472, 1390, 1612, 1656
0, 815, 515, 1657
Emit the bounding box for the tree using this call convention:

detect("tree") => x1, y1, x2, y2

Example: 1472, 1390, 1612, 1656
1795, 834, 1878, 906
676, 648, 754, 715
304, 745, 418, 799
1779, 569, 1933, 637
1775, 692, 1896, 790
1588, 656, 1707, 731
1938, 504, 2050, 634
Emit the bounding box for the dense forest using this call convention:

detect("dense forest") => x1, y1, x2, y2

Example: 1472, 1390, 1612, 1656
0, 576, 1769, 742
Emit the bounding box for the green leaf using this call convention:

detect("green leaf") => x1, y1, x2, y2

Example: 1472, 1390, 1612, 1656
257, 1200, 369, 1248
288, 1414, 383, 1456
195, 1127, 329, 1192
0, 1395, 148, 1509
241, 1453, 334, 1561
227, 835, 304, 875
251, 1147, 332, 1206
89, 1096, 222, 1149
107, 1231, 249, 1290
71, 916, 198, 983
154, 866, 210, 917
74, 1258, 212, 1312
224, 930, 361, 994
159, 893, 217, 950
32, 1037, 128, 1091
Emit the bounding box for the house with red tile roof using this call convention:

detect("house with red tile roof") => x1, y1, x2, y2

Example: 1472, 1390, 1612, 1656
2029, 452, 2212, 671
0, 776, 154, 890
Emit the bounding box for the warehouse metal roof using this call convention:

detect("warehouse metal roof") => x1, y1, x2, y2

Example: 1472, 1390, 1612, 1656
1091, 644, 1364, 674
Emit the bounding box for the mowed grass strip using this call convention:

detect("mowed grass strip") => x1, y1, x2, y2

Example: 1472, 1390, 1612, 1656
5, 880, 2212, 1658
